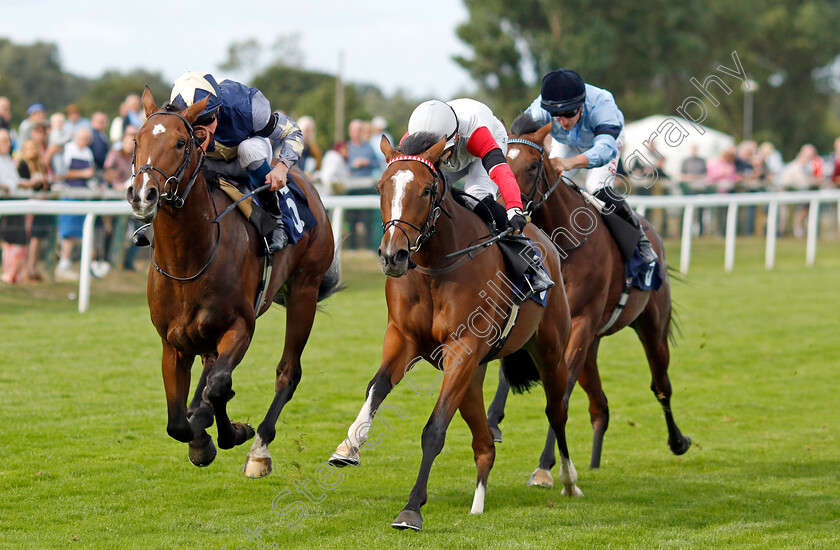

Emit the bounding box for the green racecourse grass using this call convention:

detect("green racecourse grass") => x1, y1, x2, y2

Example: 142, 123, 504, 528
1, 237, 838, 549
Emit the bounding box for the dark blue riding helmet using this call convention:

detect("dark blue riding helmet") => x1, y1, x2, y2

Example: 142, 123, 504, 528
169, 71, 223, 125
540, 69, 586, 115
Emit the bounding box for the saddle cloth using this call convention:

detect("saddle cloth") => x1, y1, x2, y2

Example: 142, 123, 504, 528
217, 175, 317, 245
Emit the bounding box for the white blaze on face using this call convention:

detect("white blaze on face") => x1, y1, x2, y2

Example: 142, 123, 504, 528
389, 169, 414, 236
506, 148, 520, 160
152, 124, 166, 136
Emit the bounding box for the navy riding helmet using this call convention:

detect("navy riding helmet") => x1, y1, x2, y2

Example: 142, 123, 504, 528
540, 69, 586, 115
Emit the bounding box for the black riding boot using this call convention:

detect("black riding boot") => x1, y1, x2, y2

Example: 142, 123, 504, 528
131, 223, 153, 247
473, 195, 554, 298
595, 188, 658, 264
257, 190, 288, 253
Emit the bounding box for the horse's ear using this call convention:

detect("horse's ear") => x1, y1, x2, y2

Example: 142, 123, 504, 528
423, 137, 448, 163
535, 122, 553, 144
380, 134, 398, 161
183, 96, 210, 125
141, 86, 158, 118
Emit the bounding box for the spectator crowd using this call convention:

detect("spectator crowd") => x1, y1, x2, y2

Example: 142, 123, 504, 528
1, 92, 839, 285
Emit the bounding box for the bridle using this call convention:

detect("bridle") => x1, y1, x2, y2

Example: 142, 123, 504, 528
132, 109, 221, 282
507, 138, 563, 215
132, 110, 206, 209
507, 137, 589, 255
381, 155, 450, 256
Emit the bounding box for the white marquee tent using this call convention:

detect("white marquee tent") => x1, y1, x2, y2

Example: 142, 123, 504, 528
622, 114, 736, 186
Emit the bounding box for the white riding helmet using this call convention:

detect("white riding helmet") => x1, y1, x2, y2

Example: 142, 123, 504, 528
407, 100, 459, 149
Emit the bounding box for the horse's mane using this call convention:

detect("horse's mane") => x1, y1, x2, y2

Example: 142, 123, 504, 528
510, 113, 544, 136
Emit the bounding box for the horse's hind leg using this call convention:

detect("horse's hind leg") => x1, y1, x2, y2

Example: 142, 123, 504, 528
577, 339, 610, 469
187, 354, 216, 418
634, 302, 691, 456
244, 276, 320, 478
486, 364, 509, 443
458, 363, 495, 514
203, 319, 256, 451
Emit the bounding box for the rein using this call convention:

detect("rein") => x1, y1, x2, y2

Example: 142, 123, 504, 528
509, 136, 589, 255
135, 109, 221, 282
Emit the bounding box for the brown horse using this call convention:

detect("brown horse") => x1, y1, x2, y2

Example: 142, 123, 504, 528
327, 133, 580, 531
126, 87, 340, 477
486, 115, 690, 485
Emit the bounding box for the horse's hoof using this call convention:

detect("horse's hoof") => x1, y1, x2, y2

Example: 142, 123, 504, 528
189, 438, 217, 467
528, 467, 554, 488
561, 485, 584, 497
391, 509, 423, 531
243, 455, 273, 478
328, 442, 360, 468
489, 425, 503, 443
233, 422, 256, 445
669, 434, 691, 455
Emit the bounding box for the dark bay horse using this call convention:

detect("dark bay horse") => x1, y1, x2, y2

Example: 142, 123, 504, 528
327, 134, 580, 531
487, 116, 690, 486
126, 87, 340, 477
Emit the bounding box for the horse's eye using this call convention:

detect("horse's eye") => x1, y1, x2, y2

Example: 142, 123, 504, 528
530, 161, 540, 171
176, 139, 186, 149
422, 187, 432, 197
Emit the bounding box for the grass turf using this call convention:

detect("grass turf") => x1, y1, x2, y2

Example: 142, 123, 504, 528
0, 237, 838, 549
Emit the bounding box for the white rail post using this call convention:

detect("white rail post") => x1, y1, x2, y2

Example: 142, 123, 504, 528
806, 198, 819, 267
724, 202, 738, 273
78, 213, 96, 313
330, 207, 344, 262
765, 201, 778, 270
680, 204, 694, 275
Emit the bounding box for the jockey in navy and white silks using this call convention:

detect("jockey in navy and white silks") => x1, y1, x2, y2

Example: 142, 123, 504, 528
167, 71, 304, 252
525, 69, 656, 264
404, 98, 554, 296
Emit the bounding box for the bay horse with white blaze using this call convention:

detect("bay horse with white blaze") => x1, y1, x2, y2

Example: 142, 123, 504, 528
126, 87, 339, 477
487, 116, 690, 486
328, 134, 580, 531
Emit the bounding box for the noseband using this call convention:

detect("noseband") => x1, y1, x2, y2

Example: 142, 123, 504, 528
508, 138, 563, 215
381, 155, 449, 254
132, 110, 206, 208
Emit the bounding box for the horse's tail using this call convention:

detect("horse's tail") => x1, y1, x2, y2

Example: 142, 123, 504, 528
317, 249, 344, 302
500, 349, 542, 394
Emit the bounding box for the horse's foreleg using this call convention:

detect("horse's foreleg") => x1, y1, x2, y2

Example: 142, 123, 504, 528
458, 363, 495, 515
187, 353, 216, 418
244, 278, 320, 478
329, 324, 417, 468
161, 342, 195, 444
485, 364, 509, 443
392, 356, 478, 531
205, 318, 255, 451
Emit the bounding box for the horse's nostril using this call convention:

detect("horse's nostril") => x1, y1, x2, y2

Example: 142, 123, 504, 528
145, 187, 158, 203
394, 249, 409, 264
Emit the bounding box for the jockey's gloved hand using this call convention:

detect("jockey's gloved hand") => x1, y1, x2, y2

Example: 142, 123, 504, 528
506, 207, 527, 234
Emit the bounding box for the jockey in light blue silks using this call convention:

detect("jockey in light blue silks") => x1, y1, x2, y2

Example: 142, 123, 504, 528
133, 71, 304, 252
525, 69, 657, 264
